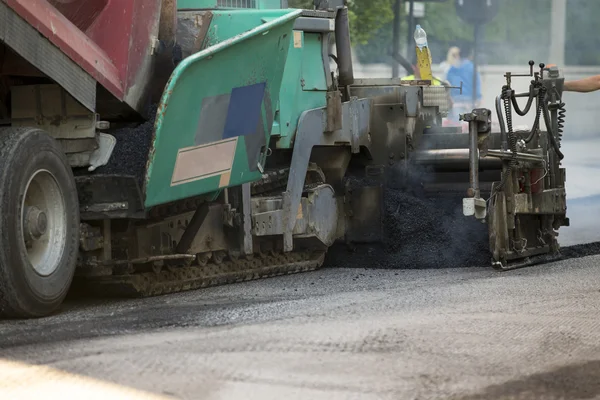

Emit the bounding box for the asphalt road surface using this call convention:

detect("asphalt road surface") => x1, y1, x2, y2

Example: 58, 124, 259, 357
2, 254, 600, 400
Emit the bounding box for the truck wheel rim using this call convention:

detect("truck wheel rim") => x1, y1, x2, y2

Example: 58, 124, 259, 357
21, 169, 67, 276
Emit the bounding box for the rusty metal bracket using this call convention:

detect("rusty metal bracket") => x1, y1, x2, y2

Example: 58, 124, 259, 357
460, 108, 492, 154
281, 98, 371, 252
325, 91, 343, 132
175, 202, 210, 254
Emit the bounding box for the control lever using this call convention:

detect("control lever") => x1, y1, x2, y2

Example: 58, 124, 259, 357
504, 60, 536, 86
460, 108, 492, 220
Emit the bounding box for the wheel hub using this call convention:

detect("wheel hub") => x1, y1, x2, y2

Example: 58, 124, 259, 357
24, 206, 48, 241
20, 169, 67, 276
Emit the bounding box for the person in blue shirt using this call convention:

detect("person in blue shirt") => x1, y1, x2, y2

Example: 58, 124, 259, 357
445, 44, 483, 121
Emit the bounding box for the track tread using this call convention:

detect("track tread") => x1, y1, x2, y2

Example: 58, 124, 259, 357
77, 251, 326, 298
76, 165, 329, 299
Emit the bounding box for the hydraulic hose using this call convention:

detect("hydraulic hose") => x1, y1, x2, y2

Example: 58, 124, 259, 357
495, 95, 507, 148
494, 85, 518, 193
504, 87, 518, 160
511, 84, 536, 116
557, 102, 566, 142
493, 79, 565, 200
541, 94, 565, 160
554, 87, 566, 145
524, 85, 544, 143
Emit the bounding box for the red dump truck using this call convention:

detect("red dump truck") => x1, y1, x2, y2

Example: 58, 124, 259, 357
0, 0, 187, 316
0, 0, 174, 118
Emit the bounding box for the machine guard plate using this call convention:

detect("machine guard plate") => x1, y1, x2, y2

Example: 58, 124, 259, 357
143, 9, 301, 208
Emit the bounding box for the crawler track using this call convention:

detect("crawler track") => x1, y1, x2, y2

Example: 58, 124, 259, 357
75, 167, 327, 298
76, 250, 326, 298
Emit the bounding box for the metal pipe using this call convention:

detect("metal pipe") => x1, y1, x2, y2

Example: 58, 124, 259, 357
412, 149, 502, 169
406, 0, 415, 60
392, 0, 401, 78
412, 149, 544, 169
472, 23, 481, 108
335, 7, 354, 86
468, 121, 480, 197
419, 131, 504, 150
486, 149, 545, 163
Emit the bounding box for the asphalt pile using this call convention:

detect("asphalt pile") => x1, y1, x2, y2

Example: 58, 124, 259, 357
91, 105, 157, 187
325, 167, 491, 269
561, 242, 600, 259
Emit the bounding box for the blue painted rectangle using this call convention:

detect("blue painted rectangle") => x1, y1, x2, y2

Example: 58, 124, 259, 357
223, 82, 266, 139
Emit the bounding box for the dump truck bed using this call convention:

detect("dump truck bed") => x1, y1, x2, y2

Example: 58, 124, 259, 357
1, 0, 162, 114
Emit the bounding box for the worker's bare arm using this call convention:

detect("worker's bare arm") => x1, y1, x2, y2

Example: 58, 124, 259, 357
564, 75, 600, 92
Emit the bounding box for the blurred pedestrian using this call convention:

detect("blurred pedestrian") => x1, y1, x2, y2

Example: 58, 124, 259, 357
439, 46, 460, 82
445, 44, 483, 121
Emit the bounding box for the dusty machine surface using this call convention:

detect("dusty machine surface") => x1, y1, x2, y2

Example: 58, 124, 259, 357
0, 0, 568, 318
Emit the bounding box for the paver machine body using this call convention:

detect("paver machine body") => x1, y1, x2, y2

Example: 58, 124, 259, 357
0, 0, 569, 317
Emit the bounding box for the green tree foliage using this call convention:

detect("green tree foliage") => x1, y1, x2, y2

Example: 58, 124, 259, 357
288, 0, 395, 44
346, 0, 395, 45
355, 1, 552, 65
290, 0, 600, 66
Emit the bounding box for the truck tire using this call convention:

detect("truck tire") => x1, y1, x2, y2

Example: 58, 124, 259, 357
0, 127, 79, 318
